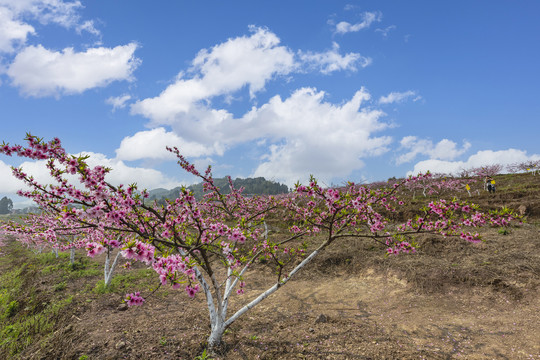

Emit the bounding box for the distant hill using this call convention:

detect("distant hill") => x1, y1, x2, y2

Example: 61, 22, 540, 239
147, 188, 172, 199
148, 177, 289, 202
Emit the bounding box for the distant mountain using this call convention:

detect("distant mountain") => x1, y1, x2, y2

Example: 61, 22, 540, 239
11, 206, 41, 214
147, 177, 289, 202
147, 188, 172, 199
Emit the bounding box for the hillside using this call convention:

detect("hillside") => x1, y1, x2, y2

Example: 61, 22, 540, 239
0, 172, 538, 359
148, 177, 289, 202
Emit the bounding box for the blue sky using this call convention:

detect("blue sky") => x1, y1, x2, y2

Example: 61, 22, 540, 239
1, 0, 539, 207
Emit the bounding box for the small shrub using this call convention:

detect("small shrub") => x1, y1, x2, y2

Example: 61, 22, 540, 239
194, 349, 213, 360
67, 261, 87, 271
41, 264, 59, 275
36, 252, 68, 265
4, 300, 19, 318
93, 268, 155, 294
92, 281, 111, 294
54, 281, 67, 292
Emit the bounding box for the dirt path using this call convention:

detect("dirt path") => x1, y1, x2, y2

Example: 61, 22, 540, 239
251, 272, 540, 359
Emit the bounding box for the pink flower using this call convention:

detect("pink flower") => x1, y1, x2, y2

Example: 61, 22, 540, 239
85, 242, 105, 257
185, 284, 199, 298
290, 225, 301, 233
125, 291, 145, 306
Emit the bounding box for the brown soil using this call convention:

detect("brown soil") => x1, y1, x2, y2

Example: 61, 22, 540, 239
1, 173, 540, 359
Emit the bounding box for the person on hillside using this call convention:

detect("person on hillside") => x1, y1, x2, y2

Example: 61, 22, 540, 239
485, 176, 496, 193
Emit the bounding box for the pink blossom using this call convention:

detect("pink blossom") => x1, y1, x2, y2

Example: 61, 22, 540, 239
125, 291, 145, 306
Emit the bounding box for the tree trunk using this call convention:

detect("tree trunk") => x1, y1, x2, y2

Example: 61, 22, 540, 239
70, 248, 76, 264
201, 232, 330, 355
207, 319, 226, 353
104, 249, 122, 287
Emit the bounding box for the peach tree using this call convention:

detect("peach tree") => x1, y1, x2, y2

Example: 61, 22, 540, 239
0, 134, 517, 353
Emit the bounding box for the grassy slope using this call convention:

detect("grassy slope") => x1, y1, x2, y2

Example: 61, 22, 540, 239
0, 172, 538, 359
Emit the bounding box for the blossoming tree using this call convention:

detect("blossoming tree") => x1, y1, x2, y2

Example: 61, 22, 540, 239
0, 134, 517, 353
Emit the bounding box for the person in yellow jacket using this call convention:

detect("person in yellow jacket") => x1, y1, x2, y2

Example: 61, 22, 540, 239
485, 176, 496, 193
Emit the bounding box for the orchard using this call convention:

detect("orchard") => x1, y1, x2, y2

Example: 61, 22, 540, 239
0, 134, 526, 356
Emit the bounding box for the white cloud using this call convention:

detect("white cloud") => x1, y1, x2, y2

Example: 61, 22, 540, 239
75, 19, 100, 36
379, 90, 420, 104
247, 88, 390, 185
0, 0, 96, 32
127, 26, 405, 186
397, 136, 471, 164
7, 43, 140, 97
105, 94, 131, 111
407, 149, 540, 176
131, 26, 375, 126
335, 11, 382, 34
0, 6, 35, 53
81, 152, 181, 190
375, 25, 396, 37
131, 26, 296, 122
127, 87, 392, 186
430, 139, 471, 160
0, 151, 181, 196
0, 159, 27, 193
115, 127, 219, 161
298, 42, 371, 74
344, 4, 359, 11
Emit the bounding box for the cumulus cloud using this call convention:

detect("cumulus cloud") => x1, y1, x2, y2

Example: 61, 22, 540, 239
0, 6, 35, 53
81, 152, 181, 190
246, 88, 390, 185
127, 26, 410, 186
298, 42, 371, 74
334, 11, 382, 34
396, 136, 471, 164
407, 149, 540, 176
0, 159, 27, 193
379, 90, 421, 104
0, 152, 181, 196
127, 26, 397, 186
131, 26, 296, 122
0, 0, 99, 34
105, 94, 131, 111
115, 127, 219, 161
7, 43, 140, 97
128, 86, 390, 186
131, 27, 370, 123
0, 157, 66, 194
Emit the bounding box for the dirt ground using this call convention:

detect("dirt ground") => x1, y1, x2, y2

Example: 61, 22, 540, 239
9, 223, 536, 360
2, 173, 540, 359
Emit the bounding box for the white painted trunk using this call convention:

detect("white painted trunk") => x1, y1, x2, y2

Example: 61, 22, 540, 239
195, 229, 328, 353
104, 249, 122, 287
224, 246, 322, 328
70, 248, 76, 264
207, 321, 225, 350
177, 248, 224, 351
